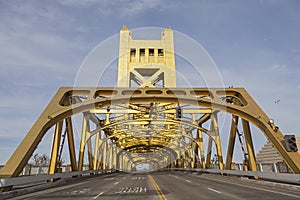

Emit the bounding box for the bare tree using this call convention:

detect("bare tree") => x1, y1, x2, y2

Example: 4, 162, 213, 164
32, 153, 49, 166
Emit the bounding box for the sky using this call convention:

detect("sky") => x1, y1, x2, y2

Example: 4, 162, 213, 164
0, 0, 300, 165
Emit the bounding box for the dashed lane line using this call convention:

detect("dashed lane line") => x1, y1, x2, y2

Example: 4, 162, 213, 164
208, 188, 221, 194
188, 173, 300, 199
104, 177, 114, 180
92, 192, 104, 199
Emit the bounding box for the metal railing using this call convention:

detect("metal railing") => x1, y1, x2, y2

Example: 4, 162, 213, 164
0, 169, 113, 188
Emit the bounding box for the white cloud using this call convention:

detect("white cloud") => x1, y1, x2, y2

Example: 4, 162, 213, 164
265, 64, 300, 75
0, 13, 88, 75
9, 2, 62, 22
270, 64, 287, 71
56, 0, 101, 7
120, 0, 162, 16
0, 119, 35, 138
290, 49, 300, 54
57, 0, 170, 17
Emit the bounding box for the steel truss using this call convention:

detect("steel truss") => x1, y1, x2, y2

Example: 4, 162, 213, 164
1, 87, 300, 183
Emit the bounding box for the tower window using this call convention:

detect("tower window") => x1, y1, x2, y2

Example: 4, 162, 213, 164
130, 48, 136, 56
140, 48, 145, 56
158, 49, 164, 56
149, 48, 154, 56
130, 48, 136, 62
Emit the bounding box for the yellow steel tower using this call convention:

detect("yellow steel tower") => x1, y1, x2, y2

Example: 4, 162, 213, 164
118, 26, 176, 87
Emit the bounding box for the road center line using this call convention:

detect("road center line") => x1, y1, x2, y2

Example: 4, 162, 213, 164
92, 192, 104, 199
148, 175, 167, 200
208, 187, 221, 194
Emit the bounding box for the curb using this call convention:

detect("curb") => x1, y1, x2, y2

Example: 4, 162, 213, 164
240, 177, 300, 191
0, 179, 65, 200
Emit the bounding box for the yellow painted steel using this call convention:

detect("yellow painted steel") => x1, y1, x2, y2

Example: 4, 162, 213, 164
87, 138, 94, 170
109, 143, 113, 169
189, 146, 193, 168
65, 117, 78, 171
242, 119, 258, 172
205, 136, 213, 169
225, 115, 239, 170
193, 141, 200, 168
102, 141, 107, 170
211, 113, 224, 170
93, 132, 100, 170
1, 87, 300, 180
78, 114, 89, 171
197, 130, 206, 169
48, 121, 63, 174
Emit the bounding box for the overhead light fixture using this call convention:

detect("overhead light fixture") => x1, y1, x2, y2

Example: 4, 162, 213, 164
268, 119, 274, 124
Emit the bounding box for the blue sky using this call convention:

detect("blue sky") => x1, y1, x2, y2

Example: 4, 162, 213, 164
0, 0, 299, 165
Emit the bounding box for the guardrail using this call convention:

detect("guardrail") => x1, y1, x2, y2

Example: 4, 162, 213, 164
0, 169, 113, 188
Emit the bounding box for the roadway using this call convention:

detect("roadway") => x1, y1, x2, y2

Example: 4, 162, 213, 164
9, 171, 300, 200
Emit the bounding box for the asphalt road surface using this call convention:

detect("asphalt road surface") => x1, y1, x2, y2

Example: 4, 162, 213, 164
10, 171, 300, 200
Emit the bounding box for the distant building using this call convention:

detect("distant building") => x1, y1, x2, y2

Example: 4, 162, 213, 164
256, 136, 300, 172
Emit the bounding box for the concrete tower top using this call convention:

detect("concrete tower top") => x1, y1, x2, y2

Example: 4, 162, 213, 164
117, 26, 176, 88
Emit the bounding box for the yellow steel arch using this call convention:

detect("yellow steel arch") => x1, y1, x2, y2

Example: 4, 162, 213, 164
1, 87, 300, 180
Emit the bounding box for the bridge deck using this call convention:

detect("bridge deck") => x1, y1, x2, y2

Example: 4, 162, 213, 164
8, 171, 300, 200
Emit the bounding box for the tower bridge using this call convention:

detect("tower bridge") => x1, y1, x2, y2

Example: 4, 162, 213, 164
0, 27, 300, 198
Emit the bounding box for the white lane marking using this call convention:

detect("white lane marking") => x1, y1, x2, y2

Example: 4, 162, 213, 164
140, 187, 147, 192
104, 177, 114, 180
13, 179, 93, 200
191, 174, 300, 199
131, 176, 146, 180
114, 181, 119, 185
69, 188, 91, 195
208, 188, 221, 194
169, 174, 179, 178
115, 187, 148, 194
92, 192, 104, 199
185, 179, 192, 183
